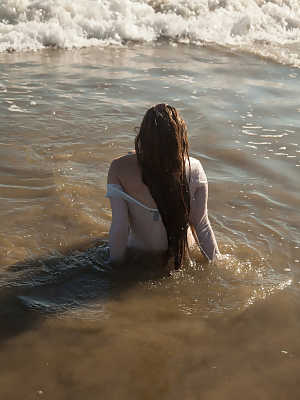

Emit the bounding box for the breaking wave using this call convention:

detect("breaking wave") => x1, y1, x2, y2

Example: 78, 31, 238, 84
1, 0, 300, 66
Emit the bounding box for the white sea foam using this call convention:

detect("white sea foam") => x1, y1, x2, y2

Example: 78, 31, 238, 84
1, 0, 300, 66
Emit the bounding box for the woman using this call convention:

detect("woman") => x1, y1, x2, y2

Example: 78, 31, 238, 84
106, 103, 220, 269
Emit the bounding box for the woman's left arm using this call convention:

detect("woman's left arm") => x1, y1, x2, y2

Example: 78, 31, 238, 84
108, 196, 129, 263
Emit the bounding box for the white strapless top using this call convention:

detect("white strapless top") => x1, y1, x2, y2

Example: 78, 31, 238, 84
106, 183, 160, 221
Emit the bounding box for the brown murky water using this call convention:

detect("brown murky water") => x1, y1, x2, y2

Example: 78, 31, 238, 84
1, 44, 300, 399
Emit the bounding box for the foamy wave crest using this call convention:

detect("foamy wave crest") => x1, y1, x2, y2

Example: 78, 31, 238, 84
1, 0, 300, 66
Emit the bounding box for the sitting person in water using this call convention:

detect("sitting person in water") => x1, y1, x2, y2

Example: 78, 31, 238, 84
106, 103, 220, 269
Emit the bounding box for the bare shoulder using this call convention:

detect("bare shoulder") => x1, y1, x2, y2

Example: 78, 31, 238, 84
108, 153, 137, 184
110, 152, 137, 169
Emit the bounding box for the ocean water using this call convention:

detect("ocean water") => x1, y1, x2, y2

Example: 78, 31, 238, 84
1, 0, 300, 65
1, 1, 300, 399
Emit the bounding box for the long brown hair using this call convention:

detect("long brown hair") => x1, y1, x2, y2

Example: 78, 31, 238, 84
135, 104, 191, 269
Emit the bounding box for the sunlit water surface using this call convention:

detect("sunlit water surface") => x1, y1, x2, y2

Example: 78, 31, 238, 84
1, 44, 300, 399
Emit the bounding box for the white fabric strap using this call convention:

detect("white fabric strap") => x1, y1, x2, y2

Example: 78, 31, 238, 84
106, 184, 160, 220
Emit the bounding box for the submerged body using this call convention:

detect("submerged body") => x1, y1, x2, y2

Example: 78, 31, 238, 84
107, 153, 219, 264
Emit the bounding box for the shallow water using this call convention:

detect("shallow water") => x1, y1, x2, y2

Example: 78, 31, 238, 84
1, 43, 300, 399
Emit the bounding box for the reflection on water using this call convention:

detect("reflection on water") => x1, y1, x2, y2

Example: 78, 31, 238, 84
2, 244, 292, 318
0, 45, 300, 399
